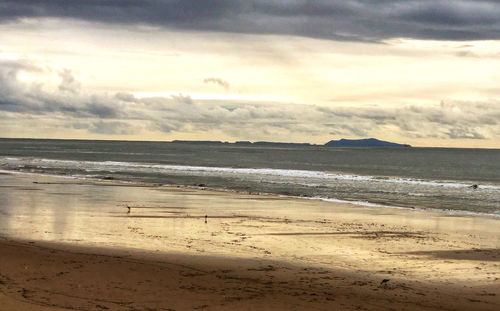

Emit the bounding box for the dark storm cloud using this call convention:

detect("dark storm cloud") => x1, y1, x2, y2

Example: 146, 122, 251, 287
1, 0, 499, 41
393, 2, 499, 26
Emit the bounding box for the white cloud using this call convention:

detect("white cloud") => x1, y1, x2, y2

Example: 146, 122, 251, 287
0, 58, 499, 146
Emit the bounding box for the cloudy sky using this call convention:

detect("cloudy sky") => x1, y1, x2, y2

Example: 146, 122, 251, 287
1, 0, 499, 147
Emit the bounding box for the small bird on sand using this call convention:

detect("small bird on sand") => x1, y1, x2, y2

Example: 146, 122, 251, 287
205, 215, 208, 224
380, 279, 390, 286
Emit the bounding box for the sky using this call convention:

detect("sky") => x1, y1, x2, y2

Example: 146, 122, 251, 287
0, 0, 499, 148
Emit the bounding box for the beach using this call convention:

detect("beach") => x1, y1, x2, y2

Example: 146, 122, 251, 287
0, 172, 499, 310
2, 1, 500, 309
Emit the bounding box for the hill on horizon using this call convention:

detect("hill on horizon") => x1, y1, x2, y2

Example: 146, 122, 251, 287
325, 138, 411, 147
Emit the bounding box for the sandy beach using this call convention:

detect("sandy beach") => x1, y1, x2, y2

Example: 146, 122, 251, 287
0, 172, 499, 310
3, 0, 500, 309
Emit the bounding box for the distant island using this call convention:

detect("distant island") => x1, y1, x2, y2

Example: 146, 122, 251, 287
325, 138, 411, 148
172, 138, 411, 148
172, 140, 312, 147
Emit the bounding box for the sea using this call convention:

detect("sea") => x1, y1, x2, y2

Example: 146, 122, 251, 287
0, 138, 499, 217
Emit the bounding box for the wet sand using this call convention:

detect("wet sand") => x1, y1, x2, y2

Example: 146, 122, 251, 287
0, 172, 499, 310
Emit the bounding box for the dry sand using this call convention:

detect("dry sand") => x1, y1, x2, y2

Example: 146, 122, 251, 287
0, 172, 499, 310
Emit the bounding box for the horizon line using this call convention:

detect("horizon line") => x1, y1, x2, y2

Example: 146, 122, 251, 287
1, 137, 498, 150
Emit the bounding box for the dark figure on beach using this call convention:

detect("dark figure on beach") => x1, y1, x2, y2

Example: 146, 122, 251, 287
471, 184, 478, 189
127, 205, 131, 213
205, 215, 207, 224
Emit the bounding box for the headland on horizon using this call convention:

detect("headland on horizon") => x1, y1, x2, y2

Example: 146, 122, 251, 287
172, 137, 412, 147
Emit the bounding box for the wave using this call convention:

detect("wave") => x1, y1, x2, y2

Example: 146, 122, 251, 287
2, 157, 499, 190
2, 162, 499, 219
296, 195, 500, 218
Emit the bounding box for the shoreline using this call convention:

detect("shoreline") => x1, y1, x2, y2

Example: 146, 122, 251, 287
1, 168, 499, 220
0, 172, 499, 310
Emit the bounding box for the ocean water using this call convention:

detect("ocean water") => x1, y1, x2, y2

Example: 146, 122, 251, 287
0, 138, 499, 217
